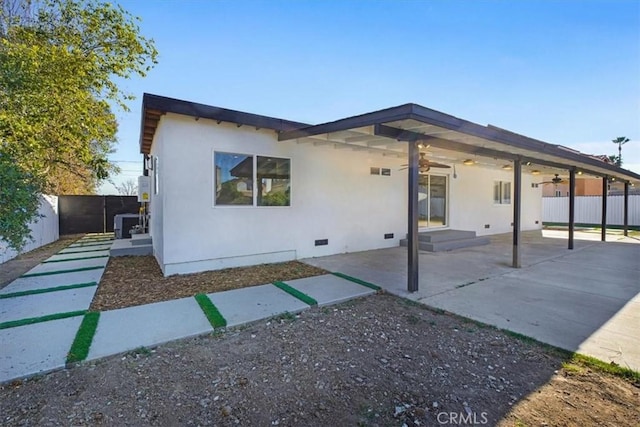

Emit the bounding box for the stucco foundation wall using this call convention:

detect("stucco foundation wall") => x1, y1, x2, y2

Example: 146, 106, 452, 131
157, 114, 408, 275
0, 195, 59, 264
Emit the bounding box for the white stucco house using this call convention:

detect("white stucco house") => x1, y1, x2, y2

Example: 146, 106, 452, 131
139, 94, 640, 290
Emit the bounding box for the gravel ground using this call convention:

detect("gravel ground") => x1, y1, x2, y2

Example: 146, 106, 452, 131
2, 236, 638, 425
2, 294, 638, 426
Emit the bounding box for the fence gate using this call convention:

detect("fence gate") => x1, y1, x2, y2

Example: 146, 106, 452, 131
58, 195, 139, 235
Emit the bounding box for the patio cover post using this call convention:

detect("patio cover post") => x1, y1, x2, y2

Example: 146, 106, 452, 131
601, 177, 607, 242
407, 140, 419, 292
512, 159, 522, 268
623, 181, 629, 236
568, 169, 576, 250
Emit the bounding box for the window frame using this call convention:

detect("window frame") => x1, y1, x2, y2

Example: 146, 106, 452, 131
213, 151, 291, 208
493, 180, 512, 205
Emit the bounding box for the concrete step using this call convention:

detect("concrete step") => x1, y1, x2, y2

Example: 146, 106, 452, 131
130, 233, 152, 246
110, 239, 153, 257
407, 229, 478, 243
400, 236, 490, 252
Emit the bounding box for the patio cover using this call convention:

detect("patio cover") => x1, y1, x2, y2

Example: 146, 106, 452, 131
277, 103, 640, 292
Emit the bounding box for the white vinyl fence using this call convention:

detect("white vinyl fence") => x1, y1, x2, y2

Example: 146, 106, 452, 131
0, 195, 59, 264
542, 195, 640, 227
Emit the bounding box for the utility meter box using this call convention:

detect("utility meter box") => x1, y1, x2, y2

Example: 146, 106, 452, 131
138, 176, 151, 202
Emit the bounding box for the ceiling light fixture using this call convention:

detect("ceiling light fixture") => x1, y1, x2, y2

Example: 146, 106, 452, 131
502, 164, 513, 170
463, 159, 475, 166
577, 171, 583, 175
531, 170, 540, 175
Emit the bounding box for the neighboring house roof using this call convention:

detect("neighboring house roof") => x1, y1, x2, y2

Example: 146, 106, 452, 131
139, 93, 640, 184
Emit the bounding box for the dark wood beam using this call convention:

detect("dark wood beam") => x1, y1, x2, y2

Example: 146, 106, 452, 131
407, 140, 419, 292
374, 125, 609, 177
623, 182, 629, 237
568, 169, 576, 250
601, 177, 608, 241
512, 159, 522, 268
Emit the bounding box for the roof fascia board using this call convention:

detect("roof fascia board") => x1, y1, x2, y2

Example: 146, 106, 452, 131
278, 104, 414, 141
143, 93, 308, 130
407, 105, 640, 180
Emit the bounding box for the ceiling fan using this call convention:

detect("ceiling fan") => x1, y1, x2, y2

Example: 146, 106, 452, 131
538, 174, 567, 185
400, 152, 451, 173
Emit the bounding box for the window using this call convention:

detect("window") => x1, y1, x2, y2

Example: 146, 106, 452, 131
257, 156, 290, 206
493, 181, 511, 204
214, 152, 290, 206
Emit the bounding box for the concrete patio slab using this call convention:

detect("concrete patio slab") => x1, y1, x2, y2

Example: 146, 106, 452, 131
0, 269, 105, 295
283, 274, 376, 306
0, 286, 96, 323
44, 251, 110, 262
305, 230, 640, 371
207, 284, 310, 327
87, 297, 213, 361
0, 316, 84, 383
23, 257, 108, 275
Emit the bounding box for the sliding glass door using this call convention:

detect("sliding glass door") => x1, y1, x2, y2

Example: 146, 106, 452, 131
417, 174, 448, 229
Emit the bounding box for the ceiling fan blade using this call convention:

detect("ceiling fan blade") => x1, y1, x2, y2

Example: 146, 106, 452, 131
428, 162, 451, 169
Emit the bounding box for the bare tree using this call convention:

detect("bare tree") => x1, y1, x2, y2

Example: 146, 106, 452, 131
115, 178, 137, 196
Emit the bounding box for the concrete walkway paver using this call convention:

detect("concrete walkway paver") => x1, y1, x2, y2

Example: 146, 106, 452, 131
87, 297, 213, 361
0, 268, 105, 294
0, 316, 84, 383
284, 274, 376, 306
23, 257, 108, 275
0, 286, 97, 323
0, 235, 387, 383
207, 284, 310, 327
45, 250, 110, 262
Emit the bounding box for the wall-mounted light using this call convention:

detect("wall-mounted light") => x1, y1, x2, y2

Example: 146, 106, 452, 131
463, 159, 475, 166
577, 171, 583, 175
502, 164, 513, 170
525, 161, 532, 166
531, 170, 540, 175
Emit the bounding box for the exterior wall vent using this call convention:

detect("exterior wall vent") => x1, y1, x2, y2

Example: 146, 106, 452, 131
315, 239, 328, 246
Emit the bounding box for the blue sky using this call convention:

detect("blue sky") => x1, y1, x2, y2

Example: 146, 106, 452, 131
100, 0, 640, 194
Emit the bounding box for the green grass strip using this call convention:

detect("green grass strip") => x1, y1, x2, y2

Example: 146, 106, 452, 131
273, 281, 318, 306
66, 311, 100, 363
569, 353, 639, 382
59, 247, 111, 255
331, 272, 381, 291
42, 254, 109, 263
0, 282, 97, 299
194, 294, 227, 328
0, 310, 86, 330
21, 265, 104, 278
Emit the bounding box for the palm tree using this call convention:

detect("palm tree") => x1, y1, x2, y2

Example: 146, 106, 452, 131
611, 137, 630, 166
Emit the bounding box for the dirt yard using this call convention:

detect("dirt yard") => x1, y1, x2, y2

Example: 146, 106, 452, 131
1, 294, 638, 426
